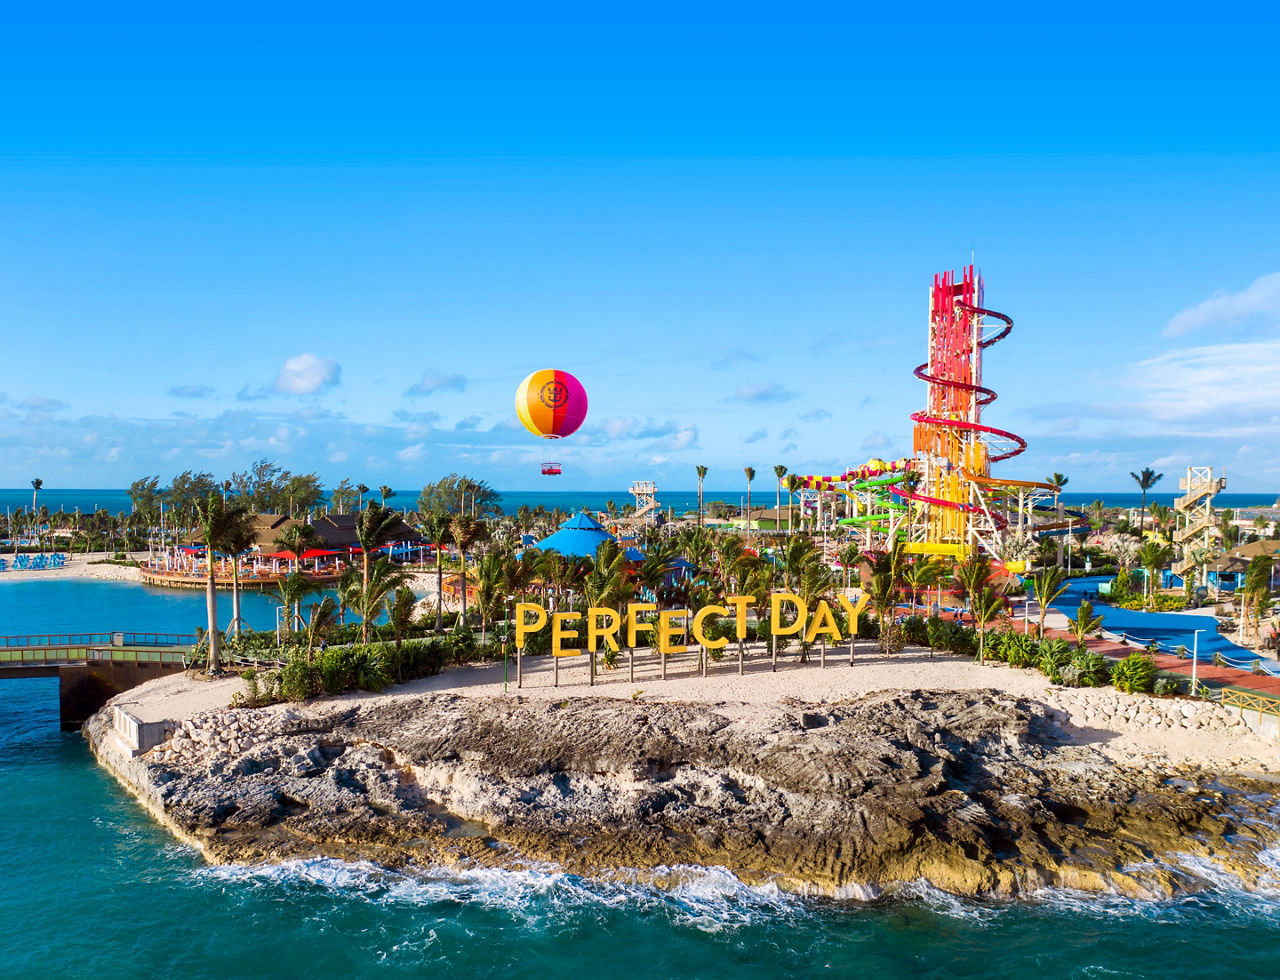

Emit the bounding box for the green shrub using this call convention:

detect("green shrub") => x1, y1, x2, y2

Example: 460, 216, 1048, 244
399, 637, 449, 677
230, 667, 284, 708
317, 647, 355, 693
1037, 637, 1072, 681
925, 616, 948, 656
1004, 632, 1039, 669
1153, 676, 1183, 696
1112, 651, 1158, 694
446, 626, 477, 664
280, 649, 322, 701
1061, 649, 1111, 688
982, 630, 1009, 662
1118, 594, 1186, 612
353, 646, 392, 692
901, 615, 928, 646
944, 624, 977, 658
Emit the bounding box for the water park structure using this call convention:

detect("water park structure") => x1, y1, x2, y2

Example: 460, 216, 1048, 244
789, 265, 1068, 571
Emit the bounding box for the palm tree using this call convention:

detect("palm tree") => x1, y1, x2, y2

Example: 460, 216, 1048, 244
475, 551, 507, 647
1130, 467, 1163, 534
971, 586, 1005, 664
1087, 499, 1107, 525
1136, 540, 1172, 604
868, 570, 899, 655
356, 503, 403, 639
275, 571, 322, 634
348, 557, 414, 642
30, 478, 42, 516
795, 559, 835, 664
1046, 472, 1068, 491
379, 485, 395, 507
449, 514, 485, 627
356, 483, 370, 511
222, 519, 257, 637
838, 543, 862, 590
1242, 555, 1274, 644
772, 465, 787, 538
1068, 599, 1104, 652
417, 510, 453, 630
1031, 566, 1069, 636
784, 473, 803, 535
743, 466, 756, 542
304, 596, 339, 659
387, 586, 417, 655
695, 465, 708, 528
902, 557, 942, 613
780, 535, 819, 592
954, 552, 994, 606
192, 491, 252, 674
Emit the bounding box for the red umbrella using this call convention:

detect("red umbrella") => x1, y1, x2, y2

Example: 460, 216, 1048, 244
264, 550, 297, 560
300, 548, 341, 559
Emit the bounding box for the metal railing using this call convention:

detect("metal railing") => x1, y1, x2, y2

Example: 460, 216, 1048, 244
1, 644, 192, 669
0, 631, 197, 649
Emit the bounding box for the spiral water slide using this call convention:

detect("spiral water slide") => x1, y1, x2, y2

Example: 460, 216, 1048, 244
791, 460, 912, 533
896, 269, 1058, 556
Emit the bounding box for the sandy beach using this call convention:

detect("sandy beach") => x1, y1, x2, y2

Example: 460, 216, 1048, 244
0, 551, 146, 583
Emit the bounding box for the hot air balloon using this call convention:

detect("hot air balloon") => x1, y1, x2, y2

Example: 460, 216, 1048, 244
515, 369, 588, 475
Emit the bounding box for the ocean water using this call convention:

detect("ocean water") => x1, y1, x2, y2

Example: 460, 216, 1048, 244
3, 580, 1280, 976
4, 487, 1278, 520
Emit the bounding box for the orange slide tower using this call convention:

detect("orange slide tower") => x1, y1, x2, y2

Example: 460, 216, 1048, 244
898, 266, 1056, 564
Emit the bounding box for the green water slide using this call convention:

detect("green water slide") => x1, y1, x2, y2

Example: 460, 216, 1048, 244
836, 472, 910, 530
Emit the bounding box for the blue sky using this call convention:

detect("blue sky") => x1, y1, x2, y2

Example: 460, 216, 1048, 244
2, 2, 1279, 493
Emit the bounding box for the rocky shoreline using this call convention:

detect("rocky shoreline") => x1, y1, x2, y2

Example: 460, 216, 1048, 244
85, 684, 1280, 900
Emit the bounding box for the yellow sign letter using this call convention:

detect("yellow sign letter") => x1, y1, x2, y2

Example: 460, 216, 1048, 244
770, 592, 807, 637
692, 604, 729, 650
587, 607, 621, 652
515, 603, 548, 650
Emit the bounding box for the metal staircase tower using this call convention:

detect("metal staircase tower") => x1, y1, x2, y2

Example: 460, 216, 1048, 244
1173, 466, 1226, 582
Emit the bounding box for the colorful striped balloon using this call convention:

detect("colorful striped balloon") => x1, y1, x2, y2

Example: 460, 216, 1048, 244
515, 369, 588, 439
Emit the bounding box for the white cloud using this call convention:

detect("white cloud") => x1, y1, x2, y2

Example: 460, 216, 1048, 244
168, 384, 215, 399
1128, 340, 1280, 422
711, 350, 758, 369
732, 382, 795, 403
273, 354, 341, 396
407, 370, 467, 396
20, 395, 68, 413
396, 443, 428, 464
745, 428, 768, 444
665, 425, 698, 451
1165, 271, 1280, 337
799, 408, 832, 422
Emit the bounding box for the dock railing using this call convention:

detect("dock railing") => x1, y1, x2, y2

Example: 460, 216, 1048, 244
0, 631, 197, 649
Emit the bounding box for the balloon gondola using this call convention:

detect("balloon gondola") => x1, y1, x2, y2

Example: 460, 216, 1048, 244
516, 369, 587, 475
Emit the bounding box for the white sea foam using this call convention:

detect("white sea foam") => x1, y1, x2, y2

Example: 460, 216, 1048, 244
198, 859, 809, 931
197, 850, 1280, 929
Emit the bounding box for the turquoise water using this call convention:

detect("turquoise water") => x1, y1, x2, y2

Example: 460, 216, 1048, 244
3, 581, 1280, 976
0, 577, 288, 637
4, 487, 1278, 520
